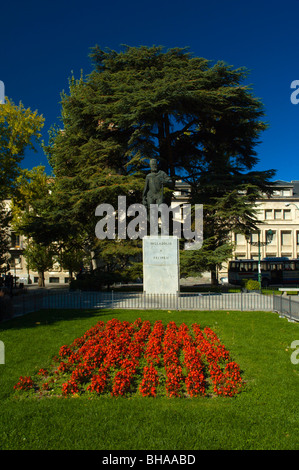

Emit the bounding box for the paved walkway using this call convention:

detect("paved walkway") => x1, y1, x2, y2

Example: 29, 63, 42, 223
11, 290, 274, 316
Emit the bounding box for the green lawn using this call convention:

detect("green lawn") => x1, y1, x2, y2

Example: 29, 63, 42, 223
0, 307, 298, 450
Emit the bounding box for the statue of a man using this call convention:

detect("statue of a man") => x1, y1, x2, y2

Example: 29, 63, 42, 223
142, 158, 174, 211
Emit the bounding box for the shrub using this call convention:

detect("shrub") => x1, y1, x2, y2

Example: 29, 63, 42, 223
244, 279, 260, 291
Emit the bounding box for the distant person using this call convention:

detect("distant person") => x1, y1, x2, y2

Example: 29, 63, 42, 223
5, 272, 13, 296
76, 269, 83, 280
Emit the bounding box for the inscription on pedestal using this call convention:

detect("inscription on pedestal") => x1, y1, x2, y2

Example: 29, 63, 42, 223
143, 236, 179, 295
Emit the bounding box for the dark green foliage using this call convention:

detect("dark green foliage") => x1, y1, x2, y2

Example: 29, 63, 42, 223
180, 237, 233, 279
43, 45, 275, 282
69, 271, 105, 291
23, 242, 55, 287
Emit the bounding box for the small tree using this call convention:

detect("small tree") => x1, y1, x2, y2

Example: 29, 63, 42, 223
0, 98, 44, 201
0, 99, 44, 270
180, 238, 233, 282
23, 241, 55, 287
55, 247, 89, 282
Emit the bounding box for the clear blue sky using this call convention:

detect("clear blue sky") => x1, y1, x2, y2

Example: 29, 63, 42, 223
1, 0, 298, 182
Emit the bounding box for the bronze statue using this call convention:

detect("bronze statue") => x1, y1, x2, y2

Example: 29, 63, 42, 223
142, 158, 174, 211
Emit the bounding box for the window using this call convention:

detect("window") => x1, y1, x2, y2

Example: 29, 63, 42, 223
274, 209, 282, 220
282, 189, 292, 197
235, 233, 246, 245
240, 262, 250, 272
229, 262, 237, 272
281, 231, 292, 246
49, 277, 60, 283
265, 209, 272, 220
266, 230, 276, 244
252, 262, 258, 272
296, 231, 299, 246
10, 233, 20, 248
271, 263, 283, 271
284, 262, 296, 271
283, 209, 291, 220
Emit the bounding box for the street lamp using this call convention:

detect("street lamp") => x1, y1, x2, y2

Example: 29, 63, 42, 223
285, 202, 299, 210
246, 229, 274, 290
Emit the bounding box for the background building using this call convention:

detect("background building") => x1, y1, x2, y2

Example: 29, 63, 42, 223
3, 180, 299, 286
232, 181, 299, 261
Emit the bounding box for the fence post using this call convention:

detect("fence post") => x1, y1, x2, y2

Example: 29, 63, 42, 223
112, 290, 114, 309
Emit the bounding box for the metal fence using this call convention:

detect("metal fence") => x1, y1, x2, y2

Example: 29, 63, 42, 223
2, 289, 299, 323
273, 294, 299, 322
0, 290, 278, 320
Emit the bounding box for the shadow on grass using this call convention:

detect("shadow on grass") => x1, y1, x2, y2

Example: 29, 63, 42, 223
0, 308, 117, 332
0, 305, 220, 334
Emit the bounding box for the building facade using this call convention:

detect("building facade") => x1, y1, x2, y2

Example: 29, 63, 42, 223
232, 181, 299, 262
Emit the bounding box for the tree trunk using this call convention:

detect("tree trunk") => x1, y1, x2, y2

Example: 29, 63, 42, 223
164, 114, 175, 177
158, 119, 167, 172
211, 267, 218, 286
38, 271, 45, 287
90, 250, 97, 271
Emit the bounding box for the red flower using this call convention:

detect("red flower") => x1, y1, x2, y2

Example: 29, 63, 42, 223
14, 319, 243, 398
14, 376, 34, 391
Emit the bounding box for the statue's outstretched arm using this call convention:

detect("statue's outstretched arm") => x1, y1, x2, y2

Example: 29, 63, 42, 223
162, 172, 175, 188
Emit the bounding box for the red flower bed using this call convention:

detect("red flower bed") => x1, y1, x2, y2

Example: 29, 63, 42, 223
14, 376, 34, 391
14, 318, 244, 398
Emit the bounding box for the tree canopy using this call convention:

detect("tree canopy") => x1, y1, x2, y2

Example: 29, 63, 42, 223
0, 99, 44, 273
43, 45, 275, 282
0, 98, 44, 200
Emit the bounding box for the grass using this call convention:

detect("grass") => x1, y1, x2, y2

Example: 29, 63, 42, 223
0, 307, 298, 450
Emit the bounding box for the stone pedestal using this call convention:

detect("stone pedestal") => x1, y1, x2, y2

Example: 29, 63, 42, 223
143, 236, 180, 294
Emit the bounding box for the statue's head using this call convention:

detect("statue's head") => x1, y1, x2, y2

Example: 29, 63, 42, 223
150, 158, 158, 172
